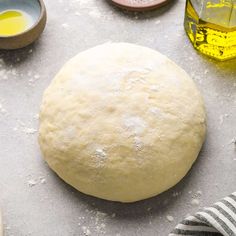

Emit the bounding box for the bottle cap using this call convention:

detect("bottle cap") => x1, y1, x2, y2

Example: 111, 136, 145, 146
111, 0, 171, 11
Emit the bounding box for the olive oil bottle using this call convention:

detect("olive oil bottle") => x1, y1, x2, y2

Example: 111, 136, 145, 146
184, 0, 236, 60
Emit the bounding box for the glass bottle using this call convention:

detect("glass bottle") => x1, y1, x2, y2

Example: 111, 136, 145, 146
184, 0, 236, 60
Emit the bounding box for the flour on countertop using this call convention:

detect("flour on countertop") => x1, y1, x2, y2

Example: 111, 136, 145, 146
230, 138, 236, 146
33, 113, 39, 120
22, 127, 38, 135
0, 68, 18, 81
172, 191, 181, 197
27, 176, 47, 187
75, 0, 95, 7
80, 209, 108, 235
166, 215, 174, 222
0, 103, 7, 115
88, 9, 102, 19
62, 23, 69, 28
13, 119, 38, 136
70, 0, 113, 20
196, 190, 202, 196
95, 211, 107, 234
82, 226, 91, 236
219, 114, 230, 125
28, 74, 41, 86
27, 179, 37, 187
39, 176, 46, 184
187, 190, 202, 207
191, 199, 200, 206
190, 190, 203, 199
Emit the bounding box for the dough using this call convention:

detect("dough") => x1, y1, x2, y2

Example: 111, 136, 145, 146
39, 43, 206, 202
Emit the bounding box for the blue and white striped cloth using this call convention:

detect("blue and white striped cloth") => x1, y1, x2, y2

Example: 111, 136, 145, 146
170, 192, 236, 236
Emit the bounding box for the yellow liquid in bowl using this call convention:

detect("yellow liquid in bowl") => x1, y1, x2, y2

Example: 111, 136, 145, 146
0, 10, 31, 36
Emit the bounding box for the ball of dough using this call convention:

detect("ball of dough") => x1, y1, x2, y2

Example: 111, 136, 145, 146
39, 43, 206, 203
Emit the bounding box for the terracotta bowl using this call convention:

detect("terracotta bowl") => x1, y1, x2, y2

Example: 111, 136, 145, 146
0, 0, 47, 50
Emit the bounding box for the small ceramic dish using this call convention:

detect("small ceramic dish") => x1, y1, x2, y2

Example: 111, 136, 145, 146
0, 0, 47, 50
111, 0, 172, 11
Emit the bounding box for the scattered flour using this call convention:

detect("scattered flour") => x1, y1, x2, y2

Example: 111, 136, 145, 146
14, 119, 38, 135
62, 23, 69, 28
70, 0, 112, 20
196, 191, 202, 196
27, 179, 37, 187
166, 215, 174, 222
27, 176, 47, 187
149, 107, 162, 117
22, 127, 38, 135
76, 0, 95, 7
88, 9, 102, 18
123, 115, 147, 135
150, 85, 159, 92
219, 114, 229, 125
28, 74, 41, 86
190, 190, 203, 199
39, 176, 47, 184
0, 103, 7, 115
172, 191, 181, 197
133, 136, 143, 151
82, 226, 91, 236
0, 68, 19, 81
191, 199, 200, 206
230, 138, 236, 146
33, 113, 39, 120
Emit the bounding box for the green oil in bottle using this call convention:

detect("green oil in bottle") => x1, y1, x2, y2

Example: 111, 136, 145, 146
184, 0, 236, 60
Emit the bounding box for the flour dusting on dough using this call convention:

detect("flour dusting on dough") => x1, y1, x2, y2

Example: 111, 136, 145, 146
150, 85, 159, 92
95, 148, 107, 159
123, 116, 147, 135
149, 107, 162, 117
64, 126, 77, 139
134, 136, 143, 151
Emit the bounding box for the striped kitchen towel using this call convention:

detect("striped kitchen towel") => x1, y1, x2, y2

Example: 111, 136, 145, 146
170, 192, 236, 236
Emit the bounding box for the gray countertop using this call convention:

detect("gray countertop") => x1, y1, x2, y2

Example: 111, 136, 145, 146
0, 0, 236, 235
